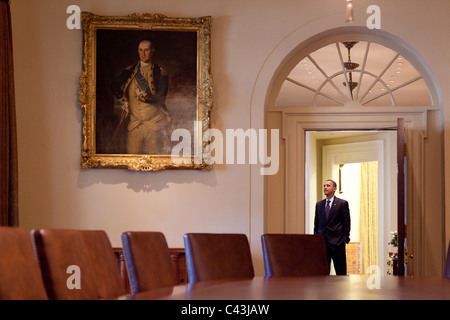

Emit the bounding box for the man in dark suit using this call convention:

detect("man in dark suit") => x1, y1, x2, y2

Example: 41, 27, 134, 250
314, 179, 351, 275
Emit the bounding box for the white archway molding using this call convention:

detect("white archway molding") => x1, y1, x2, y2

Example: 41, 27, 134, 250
250, 12, 445, 115
266, 28, 441, 109
249, 14, 446, 276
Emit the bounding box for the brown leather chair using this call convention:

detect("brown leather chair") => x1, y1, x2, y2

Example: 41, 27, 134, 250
121, 231, 177, 294
0, 227, 48, 300
31, 229, 126, 300
261, 233, 329, 277
184, 233, 254, 283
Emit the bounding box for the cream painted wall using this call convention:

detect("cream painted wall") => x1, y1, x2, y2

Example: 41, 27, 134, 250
339, 163, 362, 244
11, 0, 450, 276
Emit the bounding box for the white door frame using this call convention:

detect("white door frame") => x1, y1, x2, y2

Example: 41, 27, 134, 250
282, 109, 427, 275
250, 25, 445, 277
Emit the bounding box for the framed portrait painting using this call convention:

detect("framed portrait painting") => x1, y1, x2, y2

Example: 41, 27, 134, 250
79, 12, 213, 171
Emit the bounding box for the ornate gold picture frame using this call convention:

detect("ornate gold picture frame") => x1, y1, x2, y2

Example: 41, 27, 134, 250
79, 12, 212, 171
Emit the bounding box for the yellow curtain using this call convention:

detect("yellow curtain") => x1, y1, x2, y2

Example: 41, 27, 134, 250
360, 161, 378, 274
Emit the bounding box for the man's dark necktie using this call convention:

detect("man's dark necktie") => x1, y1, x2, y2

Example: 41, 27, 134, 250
325, 199, 331, 220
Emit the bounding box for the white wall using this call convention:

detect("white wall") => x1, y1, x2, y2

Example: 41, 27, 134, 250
11, 0, 450, 276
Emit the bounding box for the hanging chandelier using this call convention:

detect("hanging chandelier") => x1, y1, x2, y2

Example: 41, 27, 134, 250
342, 41, 359, 98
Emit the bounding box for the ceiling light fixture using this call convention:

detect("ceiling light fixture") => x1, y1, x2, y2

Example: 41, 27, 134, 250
342, 41, 359, 98
345, 0, 355, 23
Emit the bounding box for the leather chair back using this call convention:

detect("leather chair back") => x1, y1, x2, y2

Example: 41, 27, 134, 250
121, 231, 177, 294
31, 229, 126, 299
184, 233, 254, 283
261, 234, 329, 277
0, 227, 48, 299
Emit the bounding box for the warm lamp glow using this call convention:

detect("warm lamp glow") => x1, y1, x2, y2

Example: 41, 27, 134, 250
345, 0, 355, 23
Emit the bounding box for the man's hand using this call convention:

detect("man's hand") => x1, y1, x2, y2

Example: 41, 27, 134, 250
135, 88, 148, 102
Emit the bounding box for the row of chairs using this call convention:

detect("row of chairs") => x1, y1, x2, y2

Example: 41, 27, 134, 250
185, 232, 330, 282
0, 226, 329, 300
0, 227, 127, 299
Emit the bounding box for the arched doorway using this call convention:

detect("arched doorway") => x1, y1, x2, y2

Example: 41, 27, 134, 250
263, 27, 444, 277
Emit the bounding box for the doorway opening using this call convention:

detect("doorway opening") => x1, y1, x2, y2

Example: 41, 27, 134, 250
262, 27, 444, 276
305, 130, 397, 275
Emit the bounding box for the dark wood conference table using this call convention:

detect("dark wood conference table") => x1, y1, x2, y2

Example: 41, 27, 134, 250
125, 275, 450, 300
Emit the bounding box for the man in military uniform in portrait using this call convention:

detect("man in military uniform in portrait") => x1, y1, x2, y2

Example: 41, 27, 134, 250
111, 40, 171, 154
